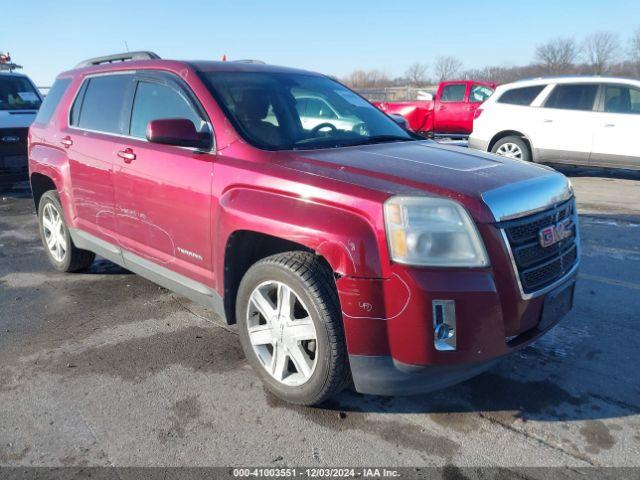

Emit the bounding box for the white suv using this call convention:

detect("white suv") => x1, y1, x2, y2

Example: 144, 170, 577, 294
469, 76, 640, 170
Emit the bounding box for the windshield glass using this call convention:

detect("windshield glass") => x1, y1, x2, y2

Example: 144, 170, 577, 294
200, 71, 414, 150
0, 76, 42, 110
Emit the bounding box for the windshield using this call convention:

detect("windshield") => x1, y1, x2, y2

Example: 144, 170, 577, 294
200, 71, 414, 150
0, 76, 42, 110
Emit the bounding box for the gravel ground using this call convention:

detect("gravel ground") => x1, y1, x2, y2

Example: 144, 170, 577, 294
0, 167, 638, 471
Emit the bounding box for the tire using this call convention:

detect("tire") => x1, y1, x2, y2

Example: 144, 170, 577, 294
237, 252, 349, 405
38, 190, 95, 272
491, 135, 531, 161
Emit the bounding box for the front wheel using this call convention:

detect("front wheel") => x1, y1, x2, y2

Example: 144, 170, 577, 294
491, 136, 531, 161
237, 252, 349, 405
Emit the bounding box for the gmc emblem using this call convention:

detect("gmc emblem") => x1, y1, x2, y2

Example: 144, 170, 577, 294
1, 135, 20, 143
539, 218, 573, 248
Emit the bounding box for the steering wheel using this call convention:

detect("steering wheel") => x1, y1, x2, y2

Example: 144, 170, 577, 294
311, 122, 337, 134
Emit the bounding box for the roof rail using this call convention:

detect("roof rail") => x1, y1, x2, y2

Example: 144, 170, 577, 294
232, 59, 266, 64
76, 51, 161, 68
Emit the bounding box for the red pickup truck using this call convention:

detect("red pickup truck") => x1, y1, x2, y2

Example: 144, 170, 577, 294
375, 80, 496, 138
29, 54, 577, 405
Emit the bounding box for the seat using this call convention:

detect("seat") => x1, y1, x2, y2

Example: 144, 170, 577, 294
235, 90, 284, 146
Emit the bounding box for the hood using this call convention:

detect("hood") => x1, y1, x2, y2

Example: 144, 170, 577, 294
0, 110, 38, 129
277, 140, 568, 223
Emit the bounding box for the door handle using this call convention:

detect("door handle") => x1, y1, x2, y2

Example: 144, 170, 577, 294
117, 148, 136, 163
543, 119, 553, 123
604, 124, 615, 128
60, 136, 73, 148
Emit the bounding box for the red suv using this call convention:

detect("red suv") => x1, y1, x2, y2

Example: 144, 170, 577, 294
29, 52, 579, 405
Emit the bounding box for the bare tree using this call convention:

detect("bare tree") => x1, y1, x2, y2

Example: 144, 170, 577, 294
630, 27, 640, 76
433, 56, 463, 82
535, 37, 578, 73
343, 69, 392, 89
582, 31, 620, 74
405, 62, 428, 86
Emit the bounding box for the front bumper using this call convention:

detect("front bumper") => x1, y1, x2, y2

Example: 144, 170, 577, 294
349, 355, 499, 396
337, 259, 577, 396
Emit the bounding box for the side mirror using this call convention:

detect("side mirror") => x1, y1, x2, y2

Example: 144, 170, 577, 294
389, 114, 409, 129
146, 118, 209, 149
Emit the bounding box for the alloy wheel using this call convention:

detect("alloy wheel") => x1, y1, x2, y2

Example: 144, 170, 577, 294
496, 142, 523, 159
246, 280, 318, 386
42, 203, 67, 262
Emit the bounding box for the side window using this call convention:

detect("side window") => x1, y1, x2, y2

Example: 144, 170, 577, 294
440, 84, 466, 102
544, 84, 599, 111
497, 85, 545, 106
469, 85, 494, 103
34, 78, 70, 125
129, 81, 205, 139
603, 85, 640, 114
75, 75, 132, 133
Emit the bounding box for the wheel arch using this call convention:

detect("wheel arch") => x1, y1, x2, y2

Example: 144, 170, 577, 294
488, 130, 534, 160
30, 172, 58, 212
222, 230, 334, 325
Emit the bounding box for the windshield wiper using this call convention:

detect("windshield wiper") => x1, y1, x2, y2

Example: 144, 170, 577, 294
292, 135, 413, 150
349, 135, 413, 146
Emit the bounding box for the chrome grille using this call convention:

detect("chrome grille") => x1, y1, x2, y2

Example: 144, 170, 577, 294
500, 198, 578, 295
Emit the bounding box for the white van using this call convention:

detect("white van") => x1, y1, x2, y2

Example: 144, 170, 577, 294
469, 76, 640, 170
0, 70, 42, 183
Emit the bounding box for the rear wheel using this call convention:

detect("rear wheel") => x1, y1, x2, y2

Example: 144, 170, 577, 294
38, 191, 95, 272
237, 252, 349, 405
491, 136, 531, 161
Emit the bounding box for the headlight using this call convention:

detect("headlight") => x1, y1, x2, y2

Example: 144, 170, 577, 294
383, 196, 489, 267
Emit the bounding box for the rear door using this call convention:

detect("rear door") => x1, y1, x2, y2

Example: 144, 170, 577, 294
112, 72, 215, 287
65, 73, 135, 244
433, 83, 468, 134
535, 83, 600, 165
590, 83, 640, 169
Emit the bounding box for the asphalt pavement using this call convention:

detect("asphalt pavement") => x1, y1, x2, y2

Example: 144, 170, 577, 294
0, 166, 639, 471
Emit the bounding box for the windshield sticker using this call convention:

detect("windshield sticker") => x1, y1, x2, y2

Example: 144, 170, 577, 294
17, 91, 39, 102
335, 90, 370, 108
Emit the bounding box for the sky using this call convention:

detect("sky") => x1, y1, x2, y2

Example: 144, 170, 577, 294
2, 0, 639, 86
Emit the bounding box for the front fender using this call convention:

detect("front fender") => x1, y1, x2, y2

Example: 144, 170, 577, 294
216, 187, 385, 279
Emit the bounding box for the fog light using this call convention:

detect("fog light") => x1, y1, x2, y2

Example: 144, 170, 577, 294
432, 300, 456, 351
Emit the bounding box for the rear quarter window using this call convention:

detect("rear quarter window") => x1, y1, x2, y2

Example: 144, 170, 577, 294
73, 74, 132, 134
497, 85, 546, 106
34, 78, 71, 125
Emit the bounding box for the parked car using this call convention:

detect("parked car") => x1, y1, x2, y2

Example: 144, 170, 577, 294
374, 80, 496, 137
469, 76, 640, 170
29, 52, 578, 405
0, 70, 42, 184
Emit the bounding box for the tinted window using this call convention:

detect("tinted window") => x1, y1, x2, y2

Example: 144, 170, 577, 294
129, 81, 205, 139
34, 78, 70, 124
76, 75, 132, 133
497, 85, 545, 106
200, 71, 412, 151
0, 75, 42, 111
469, 85, 494, 103
603, 85, 640, 114
545, 84, 598, 111
440, 84, 466, 102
